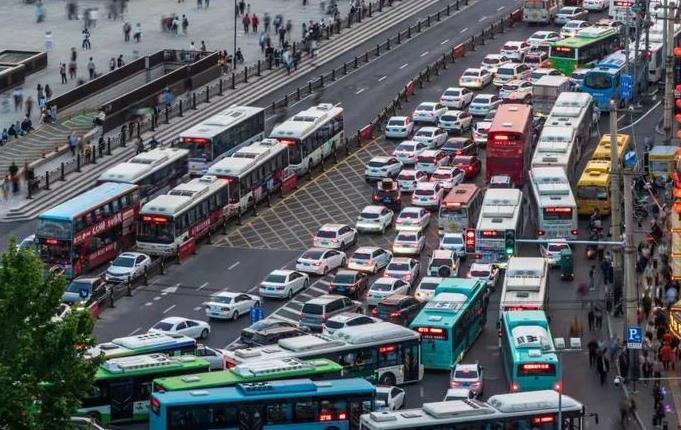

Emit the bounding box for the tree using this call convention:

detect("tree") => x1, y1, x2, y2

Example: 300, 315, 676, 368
0, 241, 97, 430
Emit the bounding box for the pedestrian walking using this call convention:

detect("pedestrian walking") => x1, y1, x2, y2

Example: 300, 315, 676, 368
594, 305, 603, 329
197, 0, 203, 8
252, 14, 259, 32
242, 14, 251, 33
82, 28, 91, 49
596, 352, 607, 385
278, 26, 286, 45
258, 33, 266, 52
190, 41, 196, 50
205, 0, 210, 7
59, 63, 68, 84
588, 307, 595, 332
68, 61, 77, 80
588, 338, 598, 368
285, 19, 293, 40
652, 359, 663, 383
123, 22, 131, 42
44, 84, 52, 100
661, 343, 673, 370
589, 265, 597, 291
12, 88, 23, 112
652, 401, 665, 426
87, 57, 96, 80
263, 12, 271, 32
2, 175, 10, 201
68, 132, 79, 156
238, 0, 245, 16
200, 41, 207, 52
117, 55, 125, 68
182, 15, 189, 35
274, 13, 283, 33
25, 96, 34, 118
109, 57, 116, 71
133, 23, 142, 42
247, 3, 251, 14
136, 137, 145, 154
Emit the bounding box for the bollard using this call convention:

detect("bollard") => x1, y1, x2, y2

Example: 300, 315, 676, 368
109, 286, 115, 308
447, 4, 450, 15
151, 114, 155, 131
320, 156, 324, 172
107, 137, 111, 155
426, 66, 431, 81
417, 21, 421, 32
126, 281, 132, 297
455, 0, 459, 9
376, 44, 380, 57
232, 73, 236, 89
257, 60, 261, 76
427, 16, 430, 26
343, 63, 348, 74
244, 67, 248, 83
345, 137, 350, 155
192, 92, 197, 109
45, 171, 50, 190
365, 52, 369, 62
470, 36, 475, 51
160, 257, 166, 275
272, 100, 276, 111
206, 86, 210, 103
297, 87, 301, 100
237, 211, 242, 226
219, 79, 223, 95
398, 32, 401, 44
368, 3, 372, 16
308, 81, 312, 92
121, 126, 126, 147
437, 11, 440, 21
442, 53, 447, 69
92, 145, 97, 164
137, 122, 141, 139
332, 69, 336, 80
60, 162, 65, 181
481, 29, 486, 45
354, 56, 358, 68
179, 99, 183, 116
356, 130, 362, 146
129, 122, 134, 139
408, 26, 411, 38
379, 0, 383, 11
387, 38, 391, 50
165, 106, 170, 124
143, 268, 149, 286
285, 94, 289, 106
320, 75, 324, 87
76, 153, 81, 172
99, 141, 104, 158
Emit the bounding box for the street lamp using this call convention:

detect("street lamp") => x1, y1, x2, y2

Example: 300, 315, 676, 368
552, 336, 582, 428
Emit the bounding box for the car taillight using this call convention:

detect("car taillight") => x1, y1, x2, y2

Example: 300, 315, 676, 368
466, 273, 472, 278
372, 195, 380, 202
401, 274, 411, 281
470, 381, 481, 388
390, 311, 401, 318
330, 238, 339, 243
450, 381, 461, 388
371, 308, 378, 315
537, 230, 545, 236
312, 261, 321, 266
571, 229, 579, 236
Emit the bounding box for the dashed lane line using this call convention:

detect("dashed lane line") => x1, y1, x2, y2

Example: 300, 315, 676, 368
196, 282, 209, 291
356, 88, 367, 94
128, 327, 141, 336
378, 75, 387, 81
440, 39, 449, 45
399, 63, 408, 69
478, 16, 487, 21
163, 305, 176, 314
460, 27, 468, 33
228, 261, 240, 270
420, 51, 429, 57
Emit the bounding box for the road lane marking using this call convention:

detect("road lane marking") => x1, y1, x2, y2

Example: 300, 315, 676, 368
270, 313, 299, 323
355, 88, 366, 94
145, 302, 153, 306
479, 16, 487, 21
399, 63, 408, 69
282, 306, 301, 315
193, 306, 202, 311
497, 6, 505, 10
618, 115, 625, 123
440, 39, 449, 45
420, 51, 429, 57
197, 282, 208, 291
378, 75, 387, 82
460, 27, 468, 33
228, 261, 240, 270
163, 304, 176, 314
161, 283, 180, 295
153, 296, 162, 301
129, 327, 141, 336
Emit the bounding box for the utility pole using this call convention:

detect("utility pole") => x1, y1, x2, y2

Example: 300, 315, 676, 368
610, 100, 623, 283
622, 168, 640, 387
661, 0, 677, 144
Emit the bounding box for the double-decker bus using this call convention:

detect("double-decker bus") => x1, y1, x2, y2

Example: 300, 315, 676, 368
269, 103, 344, 176
475, 188, 523, 266
549, 27, 622, 76
530, 167, 578, 239
97, 147, 189, 202
36, 182, 140, 278
531, 126, 580, 181
136, 175, 229, 256
360, 390, 586, 429
79, 354, 210, 425
86, 332, 197, 360
177, 106, 265, 176
486, 104, 534, 186
500, 310, 560, 392
499, 257, 550, 321
437, 184, 483, 235
409, 279, 487, 370
591, 133, 631, 164
152, 358, 342, 392
224, 322, 423, 386
207, 139, 289, 217
576, 159, 611, 215
522, 0, 559, 23
582, 51, 648, 109
149, 378, 375, 430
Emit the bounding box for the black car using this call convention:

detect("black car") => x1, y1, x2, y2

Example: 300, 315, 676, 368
371, 179, 402, 212
239, 319, 304, 345
329, 270, 369, 298
246, 326, 308, 347
442, 137, 477, 157
372, 294, 421, 326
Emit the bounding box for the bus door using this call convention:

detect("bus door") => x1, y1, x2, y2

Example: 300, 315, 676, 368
109, 380, 134, 422
239, 404, 264, 430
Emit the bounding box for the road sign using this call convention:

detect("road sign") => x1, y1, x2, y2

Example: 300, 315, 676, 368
250, 306, 264, 324
626, 326, 643, 349
621, 73, 633, 100
624, 150, 637, 169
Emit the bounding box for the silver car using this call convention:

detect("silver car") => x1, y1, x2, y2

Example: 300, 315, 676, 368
392, 230, 425, 256
366, 277, 410, 306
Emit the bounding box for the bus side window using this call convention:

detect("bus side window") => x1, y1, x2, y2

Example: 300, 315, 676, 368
293, 400, 317, 423
265, 401, 291, 425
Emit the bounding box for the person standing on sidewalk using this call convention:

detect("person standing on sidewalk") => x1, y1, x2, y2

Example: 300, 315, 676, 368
123, 22, 131, 41
133, 23, 142, 42
588, 338, 599, 368
588, 307, 595, 332
251, 13, 259, 32
2, 175, 10, 201
87, 57, 96, 80
25, 96, 34, 118
597, 351, 607, 385
68, 132, 79, 156
595, 305, 603, 330
8, 162, 19, 194
82, 28, 92, 49
242, 14, 251, 33
59, 63, 68, 84
660, 342, 673, 370
12, 88, 23, 112
588, 265, 597, 291
263, 12, 271, 32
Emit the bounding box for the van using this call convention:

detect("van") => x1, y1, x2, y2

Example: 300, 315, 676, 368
493, 63, 531, 86
300, 294, 362, 330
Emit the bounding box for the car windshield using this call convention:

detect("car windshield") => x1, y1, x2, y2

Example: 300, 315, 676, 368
316, 230, 337, 238
473, 96, 492, 104
388, 263, 410, 271
66, 281, 91, 294
503, 84, 519, 91
418, 104, 434, 111
397, 143, 417, 151
264, 274, 287, 283
368, 160, 387, 167
440, 114, 458, 122
211, 295, 232, 304
432, 172, 451, 180
372, 282, 395, 292
352, 252, 372, 260
325, 320, 345, 329
444, 236, 463, 244
503, 44, 519, 51
454, 369, 479, 379
400, 211, 418, 219
415, 130, 432, 137
483, 57, 500, 64
548, 244, 567, 252
153, 321, 174, 331
397, 233, 417, 241
431, 258, 451, 267
444, 89, 461, 96
388, 119, 405, 126
497, 68, 515, 76
360, 212, 380, 219
111, 256, 135, 268
452, 157, 469, 165
559, 7, 573, 13
584, 72, 612, 90
302, 250, 324, 259
471, 270, 490, 277
463, 70, 478, 77
334, 274, 357, 284
302, 303, 324, 314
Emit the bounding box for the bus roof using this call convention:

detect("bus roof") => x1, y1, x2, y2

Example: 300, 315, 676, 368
140, 175, 226, 217
269, 103, 343, 140
551, 27, 618, 48
503, 311, 557, 362
506, 257, 546, 278
39, 182, 138, 221
487, 390, 581, 413
96, 353, 209, 381
179, 106, 264, 139
207, 140, 287, 178
488, 104, 532, 136
410, 279, 484, 328
592, 133, 630, 160
649, 145, 678, 158
593, 51, 627, 73
87, 332, 196, 359
578, 160, 611, 186
442, 183, 480, 208
477, 188, 522, 231
97, 147, 189, 184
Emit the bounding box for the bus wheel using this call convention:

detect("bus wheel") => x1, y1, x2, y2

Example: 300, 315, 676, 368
379, 372, 396, 386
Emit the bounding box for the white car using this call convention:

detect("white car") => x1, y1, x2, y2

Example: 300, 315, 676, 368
450, 363, 484, 397
16, 234, 36, 252
473, 121, 491, 145
526, 31, 562, 48
412, 102, 447, 124
204, 291, 261, 320
438, 110, 473, 134
395, 206, 431, 232
530, 68, 562, 83
412, 127, 448, 149
356, 205, 394, 233
440, 232, 466, 258
150, 317, 211, 339
583, 0, 607, 10
540, 241, 570, 266
467, 262, 500, 291
195, 345, 230, 370
385, 116, 414, 139
259, 269, 310, 299
347, 246, 392, 273
499, 80, 533, 99
313, 223, 358, 249
430, 167, 464, 191
560, 20, 591, 38
555, 6, 588, 24
469, 94, 502, 116
440, 87, 474, 109
458, 68, 493, 89
296, 248, 346, 275
415, 149, 450, 175
396, 169, 429, 193
480, 54, 510, 74
493, 63, 532, 87
427, 250, 459, 277
375, 386, 406, 412
500, 41, 532, 61
392, 140, 429, 165
392, 230, 425, 256
414, 276, 443, 302
411, 182, 445, 209
444, 388, 475, 401
384, 257, 420, 285
104, 252, 152, 283
366, 278, 410, 306
323, 312, 379, 335
365, 156, 403, 180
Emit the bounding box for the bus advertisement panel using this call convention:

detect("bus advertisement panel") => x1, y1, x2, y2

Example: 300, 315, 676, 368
576, 160, 611, 215
437, 184, 483, 235
486, 104, 533, 186
499, 257, 550, 321
549, 27, 621, 76
475, 188, 523, 266
530, 167, 578, 239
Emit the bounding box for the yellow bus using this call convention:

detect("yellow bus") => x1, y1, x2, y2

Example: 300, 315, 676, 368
591, 133, 631, 163
576, 160, 611, 215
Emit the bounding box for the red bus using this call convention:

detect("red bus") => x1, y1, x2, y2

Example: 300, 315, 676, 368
486, 104, 534, 186
35, 183, 140, 279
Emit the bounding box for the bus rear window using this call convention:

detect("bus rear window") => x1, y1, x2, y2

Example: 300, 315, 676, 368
577, 186, 608, 200
418, 157, 436, 164
551, 46, 575, 59
518, 363, 556, 376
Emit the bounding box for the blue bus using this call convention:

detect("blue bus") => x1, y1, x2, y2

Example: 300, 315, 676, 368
500, 310, 560, 393
409, 279, 488, 370
149, 378, 375, 430
581, 51, 648, 109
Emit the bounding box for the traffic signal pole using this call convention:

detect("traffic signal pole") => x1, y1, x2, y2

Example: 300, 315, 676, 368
661, 0, 676, 144
610, 100, 624, 285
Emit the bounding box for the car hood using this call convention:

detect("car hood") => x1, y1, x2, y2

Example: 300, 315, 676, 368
62, 292, 87, 305
107, 266, 132, 276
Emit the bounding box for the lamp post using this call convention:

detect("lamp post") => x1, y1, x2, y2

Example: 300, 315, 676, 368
233, 0, 238, 68
552, 336, 582, 428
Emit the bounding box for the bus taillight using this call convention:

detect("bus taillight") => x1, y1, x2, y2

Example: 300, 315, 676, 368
554, 382, 562, 392
537, 230, 545, 236
150, 397, 161, 415
532, 415, 555, 425
571, 229, 579, 236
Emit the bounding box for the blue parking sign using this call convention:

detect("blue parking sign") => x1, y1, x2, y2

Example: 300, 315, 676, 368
621, 73, 633, 100
626, 326, 642, 349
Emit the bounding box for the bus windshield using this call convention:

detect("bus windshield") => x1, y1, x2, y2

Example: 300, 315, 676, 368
578, 186, 608, 200
138, 219, 174, 244
584, 72, 612, 89
36, 218, 72, 240
39, 242, 70, 263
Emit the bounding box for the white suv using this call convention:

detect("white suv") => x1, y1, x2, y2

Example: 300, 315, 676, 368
411, 182, 445, 209
312, 224, 358, 249
427, 250, 459, 277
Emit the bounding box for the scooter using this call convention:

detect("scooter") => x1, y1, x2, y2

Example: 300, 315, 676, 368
586, 231, 600, 259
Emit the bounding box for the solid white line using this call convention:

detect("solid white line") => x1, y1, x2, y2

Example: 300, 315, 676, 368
619, 100, 662, 131
356, 88, 366, 94
378, 75, 387, 82
617, 115, 625, 123
420, 51, 429, 57
193, 306, 202, 311
153, 296, 162, 301
197, 282, 208, 291
317, 279, 330, 285
145, 302, 153, 306
282, 306, 302, 315
129, 327, 141, 336
163, 304, 176, 314
479, 16, 487, 21
440, 39, 449, 45
497, 6, 505, 10
228, 261, 240, 270
399, 63, 408, 69
460, 27, 468, 33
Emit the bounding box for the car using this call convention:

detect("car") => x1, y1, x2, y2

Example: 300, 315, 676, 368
438, 110, 473, 134
493, 63, 532, 87
483, 109, 497, 121
523, 50, 550, 69
555, 6, 588, 24
540, 240, 571, 266
414, 276, 443, 302
442, 137, 477, 157
237, 326, 306, 348
450, 363, 484, 397
372, 294, 421, 326
489, 174, 514, 188
439, 87, 474, 109
300, 294, 362, 330
52, 303, 73, 323
240, 319, 302, 345
560, 19, 591, 38
594, 18, 624, 30
473, 121, 491, 146
295, 248, 346, 275
415, 149, 450, 175
356, 205, 394, 233
384, 257, 420, 285
313, 223, 358, 249
204, 291, 261, 320
444, 388, 475, 401
323, 312, 379, 335
385, 116, 414, 139
526, 31, 562, 48
458, 68, 493, 89
365, 156, 403, 181
392, 140, 429, 165
452, 155, 481, 179
346, 246, 392, 273
499, 80, 533, 99
530, 67, 562, 83
195, 345, 231, 370
259, 269, 310, 299
411, 182, 445, 209
375, 386, 406, 412
500, 41, 532, 61
427, 250, 459, 277
150, 317, 211, 339
366, 277, 411, 307
466, 262, 500, 291
392, 230, 426, 256
569, 68, 589, 90
104, 252, 152, 283
371, 178, 402, 212
395, 206, 431, 232
62, 277, 107, 306
16, 234, 36, 252
430, 166, 465, 191
396, 169, 429, 193
480, 54, 511, 74
413, 126, 448, 149
469, 94, 502, 116
412, 102, 447, 124
583, 0, 607, 10
329, 269, 369, 298
440, 232, 466, 258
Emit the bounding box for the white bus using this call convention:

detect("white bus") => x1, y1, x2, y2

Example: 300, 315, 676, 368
499, 257, 550, 320
647, 42, 664, 83
207, 139, 289, 217
530, 166, 578, 239
224, 321, 423, 386
269, 103, 344, 176
97, 147, 189, 201
531, 125, 579, 181
136, 176, 229, 256
360, 390, 586, 429
474, 188, 523, 267
177, 106, 265, 176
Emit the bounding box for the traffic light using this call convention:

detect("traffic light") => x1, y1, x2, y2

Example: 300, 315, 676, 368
464, 229, 476, 254
675, 85, 681, 139
504, 229, 516, 256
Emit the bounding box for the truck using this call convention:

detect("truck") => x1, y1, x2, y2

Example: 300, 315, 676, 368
532, 75, 571, 116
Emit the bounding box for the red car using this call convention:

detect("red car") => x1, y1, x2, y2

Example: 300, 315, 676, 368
329, 269, 369, 298
452, 155, 482, 179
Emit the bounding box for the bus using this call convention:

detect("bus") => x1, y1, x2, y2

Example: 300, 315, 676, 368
207, 139, 289, 217
437, 184, 483, 235
224, 321, 423, 386
269, 103, 344, 176
531, 126, 579, 181
609, 0, 635, 21
360, 390, 586, 429
486, 104, 534, 186
647, 42, 664, 83
530, 167, 578, 239
576, 159, 611, 215
136, 175, 229, 256
97, 148, 189, 202
35, 182, 140, 279
177, 106, 265, 176
542, 92, 594, 172
475, 188, 523, 266
500, 310, 560, 392
87, 332, 197, 360
79, 354, 210, 425
149, 378, 375, 430
549, 27, 622, 76
152, 358, 342, 392
409, 279, 488, 370
522, 0, 559, 23
582, 51, 648, 109
591, 133, 631, 164
499, 257, 550, 321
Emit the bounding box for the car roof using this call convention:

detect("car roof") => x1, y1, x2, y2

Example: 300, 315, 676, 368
389, 257, 416, 264
318, 223, 347, 231
370, 156, 393, 162
531, 30, 555, 36
118, 252, 146, 258
470, 262, 492, 270
328, 312, 365, 322
484, 53, 506, 58
420, 149, 442, 156
307, 294, 346, 304
401, 206, 423, 214
506, 79, 530, 85
354, 246, 383, 253
71, 277, 101, 284
473, 93, 495, 100
159, 316, 190, 324
444, 86, 465, 91
464, 67, 483, 72
566, 19, 587, 24
454, 363, 479, 371
417, 102, 437, 107
433, 167, 456, 174
304, 247, 331, 254
504, 40, 525, 46
389, 116, 408, 121
415, 181, 437, 190
270, 269, 296, 276
417, 126, 438, 132
373, 276, 400, 285
443, 232, 464, 238
212, 291, 239, 298
335, 269, 361, 277
361, 205, 386, 214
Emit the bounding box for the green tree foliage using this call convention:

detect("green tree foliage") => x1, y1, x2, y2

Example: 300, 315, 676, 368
0, 241, 97, 429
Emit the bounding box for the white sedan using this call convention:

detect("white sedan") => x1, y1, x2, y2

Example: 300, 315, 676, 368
395, 207, 431, 232
105, 252, 152, 283
376, 386, 406, 411
313, 223, 358, 249
430, 167, 465, 190
480, 54, 510, 74
204, 291, 261, 320
560, 20, 591, 38
412, 127, 448, 149
150, 317, 211, 339
385, 116, 414, 139
392, 140, 429, 165
438, 110, 473, 134
499, 80, 533, 99
396, 169, 429, 193
411, 182, 445, 209
356, 205, 394, 234
367, 278, 410, 307
259, 269, 310, 299
392, 230, 425, 256
365, 156, 403, 181
384, 257, 420, 285
458, 68, 493, 89
469, 94, 502, 117
347, 246, 393, 273
412, 102, 447, 124
296, 248, 346, 275
526, 30, 562, 48
440, 87, 474, 109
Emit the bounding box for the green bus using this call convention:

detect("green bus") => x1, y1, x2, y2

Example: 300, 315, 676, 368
152, 357, 343, 392
79, 353, 210, 425
549, 26, 622, 76
409, 279, 488, 370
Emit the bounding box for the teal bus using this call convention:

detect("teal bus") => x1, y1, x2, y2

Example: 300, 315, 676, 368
500, 310, 560, 393
582, 50, 648, 109
149, 378, 375, 430
87, 332, 197, 360
409, 278, 488, 370
549, 27, 622, 76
